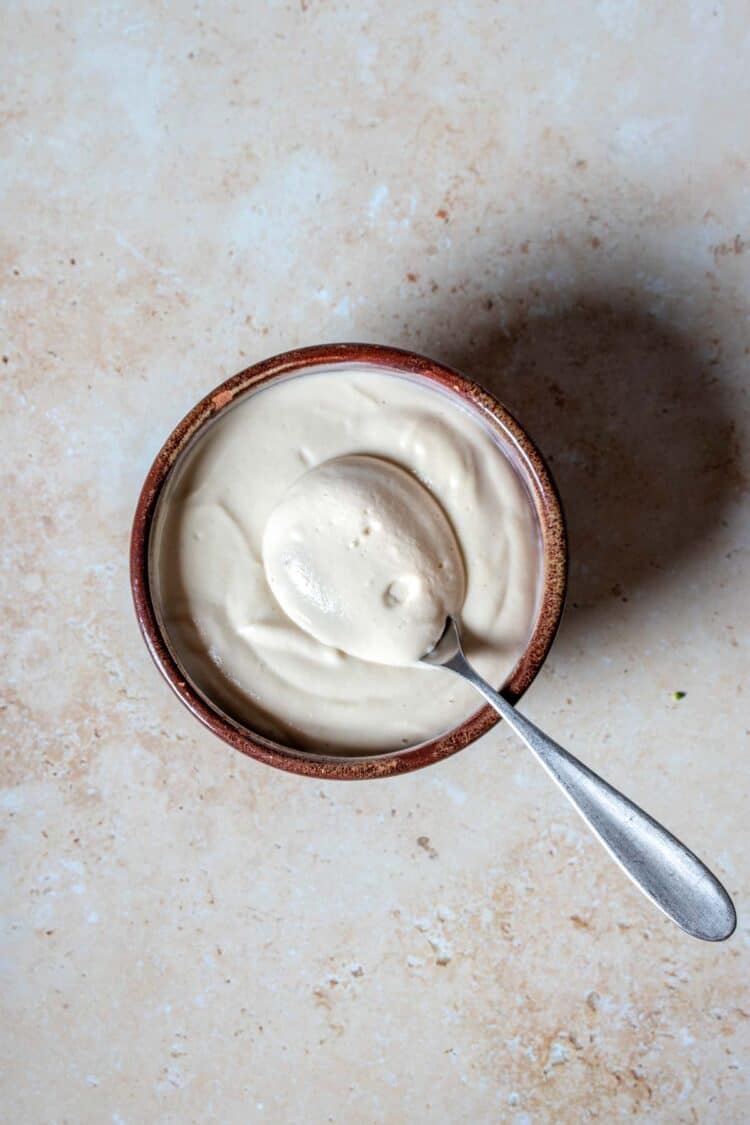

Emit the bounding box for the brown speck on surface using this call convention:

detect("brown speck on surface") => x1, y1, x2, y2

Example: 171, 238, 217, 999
570, 914, 590, 929
312, 987, 332, 1010
417, 835, 438, 859
591, 236, 601, 249
406, 271, 418, 282
519, 240, 530, 254
712, 234, 746, 261
586, 991, 600, 1012
435, 208, 449, 221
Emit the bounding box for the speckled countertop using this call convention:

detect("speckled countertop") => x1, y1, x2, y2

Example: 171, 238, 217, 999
2, 3, 749, 1122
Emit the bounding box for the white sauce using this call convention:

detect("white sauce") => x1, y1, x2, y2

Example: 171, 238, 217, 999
263, 454, 465, 665
153, 365, 541, 753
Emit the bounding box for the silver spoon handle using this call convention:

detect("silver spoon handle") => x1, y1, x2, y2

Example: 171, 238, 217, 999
457, 656, 736, 941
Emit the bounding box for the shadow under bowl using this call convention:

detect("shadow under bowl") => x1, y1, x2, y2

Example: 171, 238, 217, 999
130, 343, 567, 780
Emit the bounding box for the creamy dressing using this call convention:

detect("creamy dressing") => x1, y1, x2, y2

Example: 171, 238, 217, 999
263, 454, 465, 665
152, 365, 541, 754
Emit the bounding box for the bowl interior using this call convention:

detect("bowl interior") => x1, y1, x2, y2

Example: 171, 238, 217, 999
132, 345, 566, 779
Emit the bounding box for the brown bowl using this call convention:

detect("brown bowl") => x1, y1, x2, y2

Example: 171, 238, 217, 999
130, 343, 567, 780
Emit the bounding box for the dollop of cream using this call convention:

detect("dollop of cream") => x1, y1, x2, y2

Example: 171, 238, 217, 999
262, 455, 465, 665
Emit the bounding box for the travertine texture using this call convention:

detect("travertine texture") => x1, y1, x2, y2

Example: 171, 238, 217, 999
1, 2, 749, 1122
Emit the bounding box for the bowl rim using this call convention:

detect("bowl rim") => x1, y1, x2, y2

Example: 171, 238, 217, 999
130, 342, 567, 780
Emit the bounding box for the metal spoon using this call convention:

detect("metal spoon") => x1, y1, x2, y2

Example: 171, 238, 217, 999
421, 617, 736, 942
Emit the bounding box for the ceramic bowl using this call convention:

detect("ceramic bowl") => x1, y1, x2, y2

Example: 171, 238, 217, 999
131, 343, 567, 779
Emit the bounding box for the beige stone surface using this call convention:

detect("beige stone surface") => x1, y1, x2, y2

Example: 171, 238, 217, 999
2, 2, 749, 1122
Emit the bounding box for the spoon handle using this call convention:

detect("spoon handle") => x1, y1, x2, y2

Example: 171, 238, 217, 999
458, 659, 736, 941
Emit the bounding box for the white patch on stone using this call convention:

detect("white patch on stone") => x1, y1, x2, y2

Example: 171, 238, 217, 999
367, 184, 389, 224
